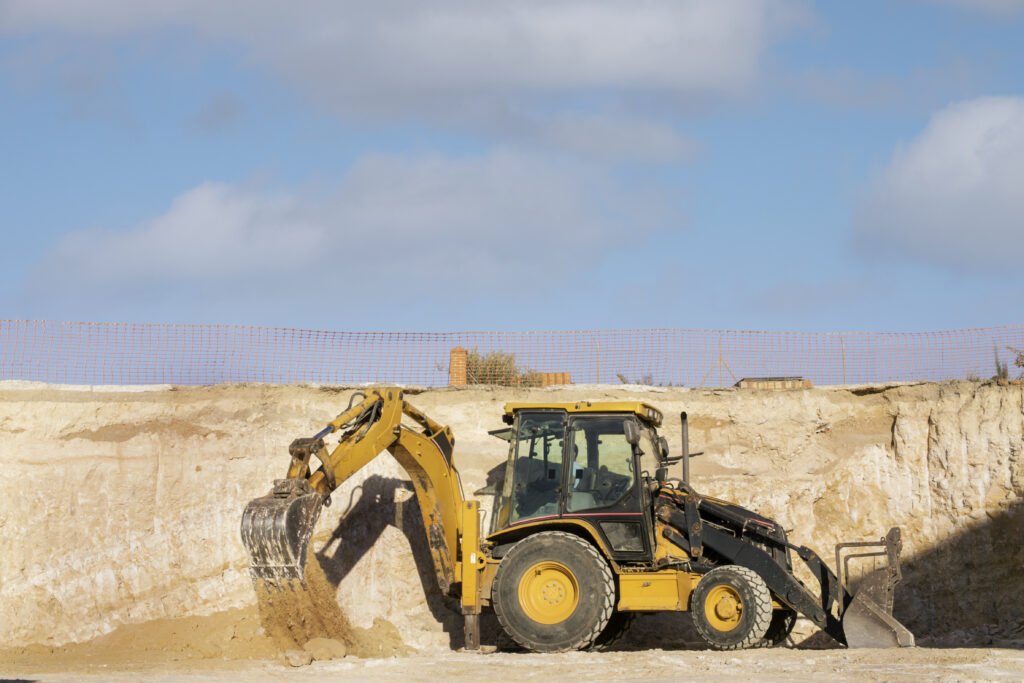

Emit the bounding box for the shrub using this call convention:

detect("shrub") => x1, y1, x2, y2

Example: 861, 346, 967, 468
465, 348, 542, 387
994, 347, 1009, 382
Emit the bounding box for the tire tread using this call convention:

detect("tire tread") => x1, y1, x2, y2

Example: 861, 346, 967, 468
493, 531, 615, 652
692, 564, 773, 651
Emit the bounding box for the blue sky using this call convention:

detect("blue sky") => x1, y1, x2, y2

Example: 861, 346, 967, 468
2, 1, 1023, 332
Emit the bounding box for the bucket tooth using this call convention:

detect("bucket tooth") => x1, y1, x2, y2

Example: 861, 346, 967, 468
240, 479, 323, 587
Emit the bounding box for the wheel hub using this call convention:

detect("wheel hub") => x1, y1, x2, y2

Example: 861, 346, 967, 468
705, 585, 743, 632
518, 561, 580, 625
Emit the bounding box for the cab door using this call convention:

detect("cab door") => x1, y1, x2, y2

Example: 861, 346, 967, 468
563, 414, 651, 560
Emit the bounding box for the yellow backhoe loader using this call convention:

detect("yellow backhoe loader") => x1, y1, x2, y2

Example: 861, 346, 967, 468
241, 388, 914, 652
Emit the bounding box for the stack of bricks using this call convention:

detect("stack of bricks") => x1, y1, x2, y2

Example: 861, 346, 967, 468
539, 372, 571, 387
735, 377, 812, 390
449, 347, 469, 386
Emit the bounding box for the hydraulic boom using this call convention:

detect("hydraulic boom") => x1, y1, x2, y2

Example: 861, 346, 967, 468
241, 388, 484, 638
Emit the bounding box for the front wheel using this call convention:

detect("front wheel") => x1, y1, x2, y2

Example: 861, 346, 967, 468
492, 531, 614, 652
690, 565, 773, 650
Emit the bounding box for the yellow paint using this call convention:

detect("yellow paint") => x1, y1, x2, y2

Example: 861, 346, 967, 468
502, 400, 663, 427
704, 584, 743, 632
287, 388, 474, 594
486, 518, 614, 559
653, 521, 692, 564
460, 500, 482, 613
518, 561, 580, 624
618, 570, 698, 611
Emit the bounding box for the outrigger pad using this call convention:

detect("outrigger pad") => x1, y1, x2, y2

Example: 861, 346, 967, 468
240, 479, 323, 587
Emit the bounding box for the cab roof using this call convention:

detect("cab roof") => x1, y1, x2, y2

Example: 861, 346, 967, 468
502, 401, 663, 427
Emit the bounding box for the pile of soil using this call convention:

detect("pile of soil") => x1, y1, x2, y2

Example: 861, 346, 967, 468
254, 551, 408, 663
0, 607, 277, 669
0, 555, 407, 670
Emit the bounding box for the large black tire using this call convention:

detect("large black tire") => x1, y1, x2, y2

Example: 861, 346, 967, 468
690, 565, 773, 650
492, 531, 615, 652
589, 611, 635, 651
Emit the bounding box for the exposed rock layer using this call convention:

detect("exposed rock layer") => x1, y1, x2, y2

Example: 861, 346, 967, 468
0, 381, 1020, 650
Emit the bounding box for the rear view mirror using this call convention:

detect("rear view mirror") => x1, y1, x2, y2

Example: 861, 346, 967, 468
623, 420, 640, 446
658, 436, 670, 460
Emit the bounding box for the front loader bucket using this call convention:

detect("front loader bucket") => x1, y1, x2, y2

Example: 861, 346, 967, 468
842, 567, 915, 647
240, 478, 323, 587
837, 527, 915, 648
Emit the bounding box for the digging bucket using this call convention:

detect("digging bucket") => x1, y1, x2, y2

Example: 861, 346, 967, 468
240, 478, 323, 587
837, 527, 915, 648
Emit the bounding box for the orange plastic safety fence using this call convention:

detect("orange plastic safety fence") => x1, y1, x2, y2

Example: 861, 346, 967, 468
0, 320, 1022, 388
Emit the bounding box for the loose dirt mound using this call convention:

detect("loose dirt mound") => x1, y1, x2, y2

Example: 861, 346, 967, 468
0, 559, 407, 669
0, 607, 277, 669
254, 551, 408, 660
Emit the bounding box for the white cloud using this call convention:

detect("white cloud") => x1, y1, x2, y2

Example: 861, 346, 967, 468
524, 113, 696, 164
852, 96, 1024, 271
2, 2, 778, 94
1, 1, 793, 160
32, 151, 679, 310
47, 183, 326, 286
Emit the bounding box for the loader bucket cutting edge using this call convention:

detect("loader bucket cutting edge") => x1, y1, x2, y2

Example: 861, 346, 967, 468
240, 479, 323, 587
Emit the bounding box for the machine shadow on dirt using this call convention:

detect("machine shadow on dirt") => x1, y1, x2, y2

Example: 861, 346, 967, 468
314, 473, 477, 650
895, 499, 1024, 649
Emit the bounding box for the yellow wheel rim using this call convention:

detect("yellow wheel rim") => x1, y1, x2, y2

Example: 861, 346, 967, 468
517, 561, 580, 625
704, 585, 743, 632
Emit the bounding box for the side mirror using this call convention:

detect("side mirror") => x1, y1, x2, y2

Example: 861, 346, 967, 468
658, 436, 670, 460
623, 420, 640, 446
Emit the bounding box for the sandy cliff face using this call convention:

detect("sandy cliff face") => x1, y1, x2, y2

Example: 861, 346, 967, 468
0, 381, 1021, 650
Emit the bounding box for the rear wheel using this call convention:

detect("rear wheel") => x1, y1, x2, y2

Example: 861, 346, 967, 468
691, 565, 772, 650
493, 531, 614, 652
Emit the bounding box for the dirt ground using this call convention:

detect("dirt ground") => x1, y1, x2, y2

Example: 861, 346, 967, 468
4, 647, 1024, 682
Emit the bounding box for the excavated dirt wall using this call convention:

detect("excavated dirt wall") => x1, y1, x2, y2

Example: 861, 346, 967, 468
1, 380, 1022, 653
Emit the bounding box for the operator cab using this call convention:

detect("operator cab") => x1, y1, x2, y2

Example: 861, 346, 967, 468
489, 401, 665, 561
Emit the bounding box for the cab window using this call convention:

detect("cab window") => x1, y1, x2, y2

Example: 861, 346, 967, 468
566, 416, 637, 513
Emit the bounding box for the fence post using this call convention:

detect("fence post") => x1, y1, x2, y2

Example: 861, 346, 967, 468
841, 337, 847, 385
449, 346, 468, 386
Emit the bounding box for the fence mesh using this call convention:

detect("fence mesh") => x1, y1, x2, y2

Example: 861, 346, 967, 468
1, 320, 1022, 388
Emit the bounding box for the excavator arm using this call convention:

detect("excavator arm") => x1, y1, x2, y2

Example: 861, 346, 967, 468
240, 388, 480, 604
